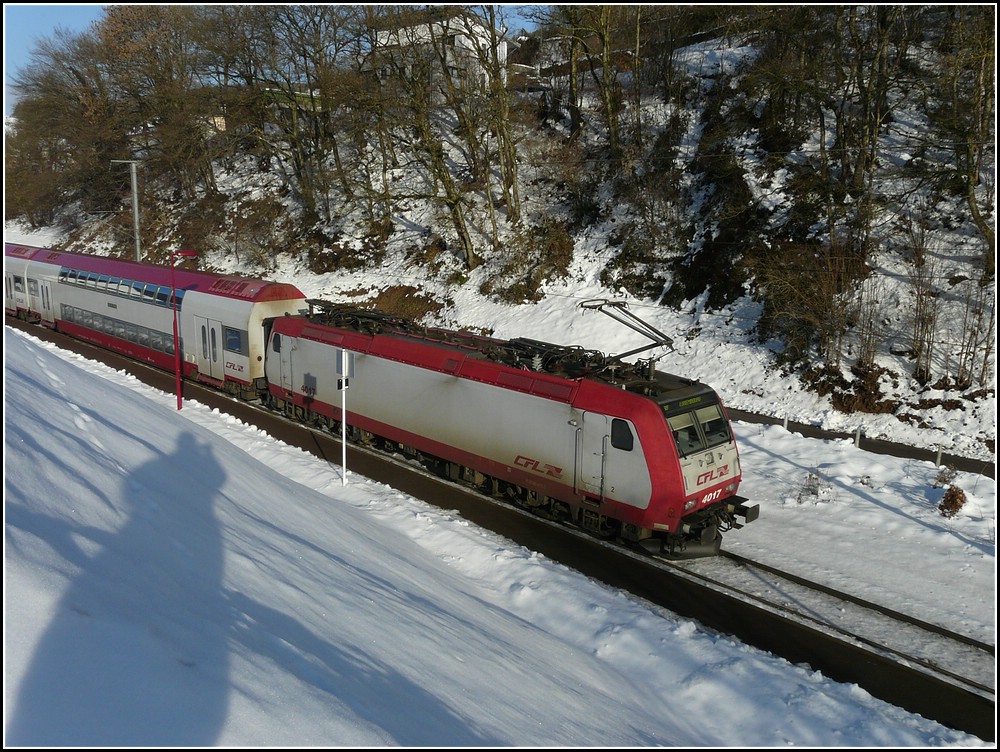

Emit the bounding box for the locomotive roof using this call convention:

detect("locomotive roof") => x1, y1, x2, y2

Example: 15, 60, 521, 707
301, 299, 720, 405
5, 243, 305, 304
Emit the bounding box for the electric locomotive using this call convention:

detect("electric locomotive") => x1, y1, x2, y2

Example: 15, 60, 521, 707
264, 300, 757, 556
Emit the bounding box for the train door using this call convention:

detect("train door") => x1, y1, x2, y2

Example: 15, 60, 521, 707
26, 278, 42, 319
580, 411, 609, 498
274, 334, 292, 393
9, 273, 28, 314
266, 332, 294, 394
38, 280, 54, 323
193, 315, 225, 380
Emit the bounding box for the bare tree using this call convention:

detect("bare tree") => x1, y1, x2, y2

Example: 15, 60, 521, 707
931, 6, 996, 281
246, 5, 360, 225
463, 5, 523, 226
820, 7, 917, 259
851, 275, 887, 373
348, 5, 400, 229
753, 240, 866, 371
579, 5, 625, 163
98, 5, 218, 203
427, 11, 488, 186
8, 23, 128, 225
366, 6, 480, 270
956, 278, 996, 389
904, 214, 940, 385
532, 5, 586, 139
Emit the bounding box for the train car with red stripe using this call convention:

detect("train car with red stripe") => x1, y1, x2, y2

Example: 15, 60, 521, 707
4, 243, 307, 398
265, 301, 757, 556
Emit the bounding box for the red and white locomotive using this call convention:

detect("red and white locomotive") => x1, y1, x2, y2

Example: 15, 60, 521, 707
5, 243, 757, 555
266, 301, 757, 555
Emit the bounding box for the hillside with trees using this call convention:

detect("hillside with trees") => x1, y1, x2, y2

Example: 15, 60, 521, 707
5, 5, 995, 433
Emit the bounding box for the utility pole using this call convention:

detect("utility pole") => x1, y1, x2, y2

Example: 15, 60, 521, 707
111, 159, 141, 262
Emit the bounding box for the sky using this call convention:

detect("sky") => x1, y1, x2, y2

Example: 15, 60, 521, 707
4, 226, 997, 747
3, 4, 107, 118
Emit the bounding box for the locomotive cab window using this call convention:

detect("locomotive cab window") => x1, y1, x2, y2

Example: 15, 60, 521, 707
667, 413, 705, 457
666, 404, 732, 457
611, 418, 634, 451
697, 405, 732, 448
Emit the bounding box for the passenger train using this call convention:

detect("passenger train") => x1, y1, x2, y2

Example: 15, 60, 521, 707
5, 243, 757, 556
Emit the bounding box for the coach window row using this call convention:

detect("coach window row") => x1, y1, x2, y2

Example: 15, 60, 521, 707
58, 267, 184, 307
60, 304, 176, 356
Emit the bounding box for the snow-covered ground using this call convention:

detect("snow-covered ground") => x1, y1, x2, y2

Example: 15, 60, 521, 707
4, 243, 995, 745
4, 325, 995, 746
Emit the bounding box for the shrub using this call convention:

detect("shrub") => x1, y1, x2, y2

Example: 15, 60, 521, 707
938, 485, 967, 518
479, 219, 574, 304
933, 465, 958, 488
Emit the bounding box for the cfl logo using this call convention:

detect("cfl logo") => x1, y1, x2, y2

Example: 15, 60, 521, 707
697, 465, 730, 486
514, 455, 563, 479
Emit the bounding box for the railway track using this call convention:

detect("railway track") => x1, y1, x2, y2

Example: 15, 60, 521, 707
662, 551, 995, 698
7, 317, 997, 741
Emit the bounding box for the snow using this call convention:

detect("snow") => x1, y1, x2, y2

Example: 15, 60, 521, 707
4, 229, 995, 745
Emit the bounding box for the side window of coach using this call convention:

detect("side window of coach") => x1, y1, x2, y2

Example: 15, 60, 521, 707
224, 327, 248, 356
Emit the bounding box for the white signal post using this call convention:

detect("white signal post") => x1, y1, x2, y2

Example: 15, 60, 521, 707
338, 349, 355, 485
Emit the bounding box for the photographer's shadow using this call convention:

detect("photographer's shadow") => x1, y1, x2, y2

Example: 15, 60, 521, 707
6, 431, 230, 746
